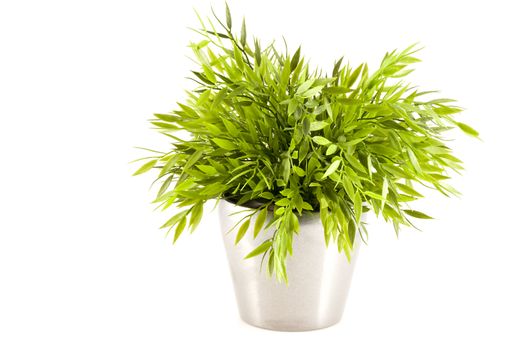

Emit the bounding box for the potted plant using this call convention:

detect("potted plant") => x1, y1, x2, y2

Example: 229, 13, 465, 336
134, 5, 478, 331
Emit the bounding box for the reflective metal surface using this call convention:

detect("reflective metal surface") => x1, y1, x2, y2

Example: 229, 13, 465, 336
219, 200, 361, 331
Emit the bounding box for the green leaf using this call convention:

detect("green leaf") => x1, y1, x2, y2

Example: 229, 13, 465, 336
173, 217, 186, 244
136, 17, 476, 285
326, 144, 338, 155
275, 198, 289, 206
312, 136, 331, 146
310, 121, 329, 131
354, 192, 362, 223
302, 117, 311, 134
348, 63, 363, 86
183, 150, 203, 173
293, 166, 306, 177
254, 207, 267, 238
407, 148, 422, 174
290, 46, 301, 72
296, 79, 315, 96
254, 39, 261, 65
299, 85, 323, 98
381, 177, 389, 211
323, 86, 350, 94
235, 219, 250, 244
404, 210, 433, 219
189, 202, 203, 232
396, 183, 423, 197
133, 159, 157, 176
302, 202, 314, 210
240, 17, 246, 47
280, 158, 291, 184
322, 159, 341, 178
154, 113, 178, 122
225, 3, 232, 30
157, 174, 173, 198
196, 164, 217, 175
364, 191, 384, 200
244, 240, 272, 259
212, 138, 237, 150
332, 56, 344, 77
456, 122, 479, 137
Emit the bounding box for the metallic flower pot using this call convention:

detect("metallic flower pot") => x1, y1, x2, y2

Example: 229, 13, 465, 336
219, 199, 361, 331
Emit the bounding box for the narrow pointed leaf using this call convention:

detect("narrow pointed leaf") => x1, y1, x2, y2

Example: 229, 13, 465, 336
322, 159, 341, 178
244, 240, 273, 259
254, 207, 267, 238
133, 159, 157, 176
235, 219, 250, 244
404, 210, 433, 219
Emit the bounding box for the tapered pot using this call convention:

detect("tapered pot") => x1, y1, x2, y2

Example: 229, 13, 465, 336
219, 199, 362, 331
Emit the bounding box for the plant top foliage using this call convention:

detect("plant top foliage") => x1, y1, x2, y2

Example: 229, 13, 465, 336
134, 4, 478, 283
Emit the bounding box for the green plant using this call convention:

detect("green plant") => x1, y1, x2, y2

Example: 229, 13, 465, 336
134, 5, 477, 282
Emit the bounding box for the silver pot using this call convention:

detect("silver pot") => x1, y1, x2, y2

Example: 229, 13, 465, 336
219, 199, 362, 331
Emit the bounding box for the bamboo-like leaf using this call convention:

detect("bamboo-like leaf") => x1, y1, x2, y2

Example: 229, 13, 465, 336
322, 159, 341, 179
212, 138, 237, 150
456, 122, 479, 137
254, 207, 267, 238
293, 166, 306, 177
254, 39, 261, 65
310, 121, 329, 131
225, 3, 232, 30
189, 202, 203, 232
290, 46, 301, 72
364, 191, 384, 200
354, 192, 362, 223
244, 240, 273, 259
407, 148, 422, 174
326, 144, 338, 155
240, 17, 246, 47
133, 159, 157, 176
235, 219, 250, 244
397, 183, 423, 197
323, 86, 350, 94
381, 177, 389, 211
332, 56, 344, 77
312, 136, 331, 146
404, 210, 433, 219
173, 217, 186, 243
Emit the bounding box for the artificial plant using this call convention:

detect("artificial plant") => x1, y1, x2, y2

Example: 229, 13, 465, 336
134, 4, 477, 282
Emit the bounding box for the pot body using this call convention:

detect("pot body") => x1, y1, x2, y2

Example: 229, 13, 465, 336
219, 199, 361, 331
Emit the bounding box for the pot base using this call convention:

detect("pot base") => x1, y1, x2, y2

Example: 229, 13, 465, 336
219, 200, 361, 332
240, 315, 342, 332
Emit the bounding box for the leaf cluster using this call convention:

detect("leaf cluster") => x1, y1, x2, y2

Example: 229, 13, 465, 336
134, 5, 477, 282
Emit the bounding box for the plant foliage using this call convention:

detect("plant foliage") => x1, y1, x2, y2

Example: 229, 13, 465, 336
134, 5, 477, 282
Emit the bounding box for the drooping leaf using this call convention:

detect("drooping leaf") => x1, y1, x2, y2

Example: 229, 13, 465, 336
244, 240, 273, 259
254, 207, 267, 238
235, 219, 250, 244
173, 217, 186, 244
404, 209, 433, 219
456, 122, 479, 137
133, 159, 157, 176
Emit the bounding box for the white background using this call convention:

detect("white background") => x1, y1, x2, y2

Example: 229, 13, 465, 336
1, 0, 525, 349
